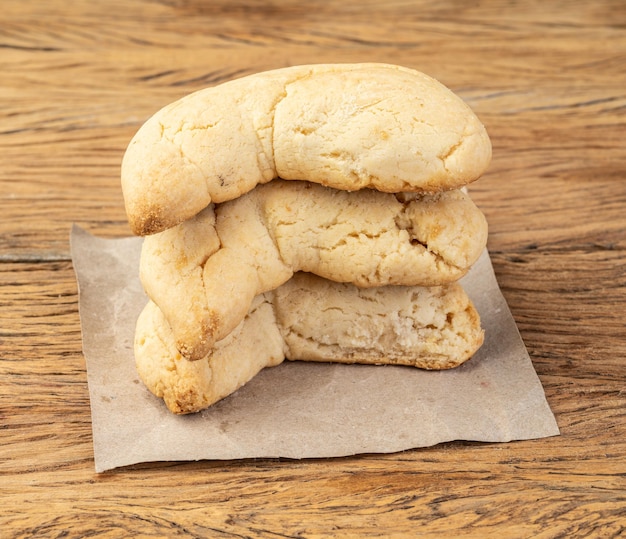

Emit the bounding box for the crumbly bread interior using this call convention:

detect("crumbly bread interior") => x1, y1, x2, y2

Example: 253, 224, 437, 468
276, 273, 484, 370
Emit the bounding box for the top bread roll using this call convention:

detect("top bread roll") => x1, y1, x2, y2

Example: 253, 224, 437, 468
122, 63, 491, 235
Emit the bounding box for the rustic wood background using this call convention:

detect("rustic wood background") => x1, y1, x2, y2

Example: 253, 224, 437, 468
2, 0, 625, 536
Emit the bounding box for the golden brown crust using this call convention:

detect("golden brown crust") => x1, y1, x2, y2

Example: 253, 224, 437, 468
135, 295, 285, 414
122, 63, 491, 235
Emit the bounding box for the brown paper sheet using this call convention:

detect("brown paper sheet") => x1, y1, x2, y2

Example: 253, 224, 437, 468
70, 225, 559, 472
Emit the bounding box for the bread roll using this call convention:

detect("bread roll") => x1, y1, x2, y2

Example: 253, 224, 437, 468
122, 63, 491, 235
139, 180, 488, 360
135, 274, 484, 414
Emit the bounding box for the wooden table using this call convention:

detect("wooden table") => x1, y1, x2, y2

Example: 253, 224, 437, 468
2, 1, 625, 536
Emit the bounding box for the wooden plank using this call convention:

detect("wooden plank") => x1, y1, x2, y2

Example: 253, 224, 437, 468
1, 0, 625, 536
1, 0, 625, 256
1, 248, 624, 535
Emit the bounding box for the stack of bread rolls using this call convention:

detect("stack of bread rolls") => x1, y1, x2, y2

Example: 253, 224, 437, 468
121, 63, 491, 414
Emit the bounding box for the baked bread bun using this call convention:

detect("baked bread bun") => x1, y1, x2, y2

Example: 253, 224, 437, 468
122, 63, 491, 235
135, 274, 484, 414
139, 180, 488, 360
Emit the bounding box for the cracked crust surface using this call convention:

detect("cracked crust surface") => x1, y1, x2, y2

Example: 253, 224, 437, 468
276, 273, 484, 369
135, 273, 484, 414
135, 294, 285, 415
140, 180, 488, 360
122, 63, 491, 235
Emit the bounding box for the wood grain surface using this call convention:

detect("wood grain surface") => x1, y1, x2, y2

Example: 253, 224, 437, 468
1, 1, 625, 537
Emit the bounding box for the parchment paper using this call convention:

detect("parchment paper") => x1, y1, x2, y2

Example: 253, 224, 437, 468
70, 225, 559, 472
